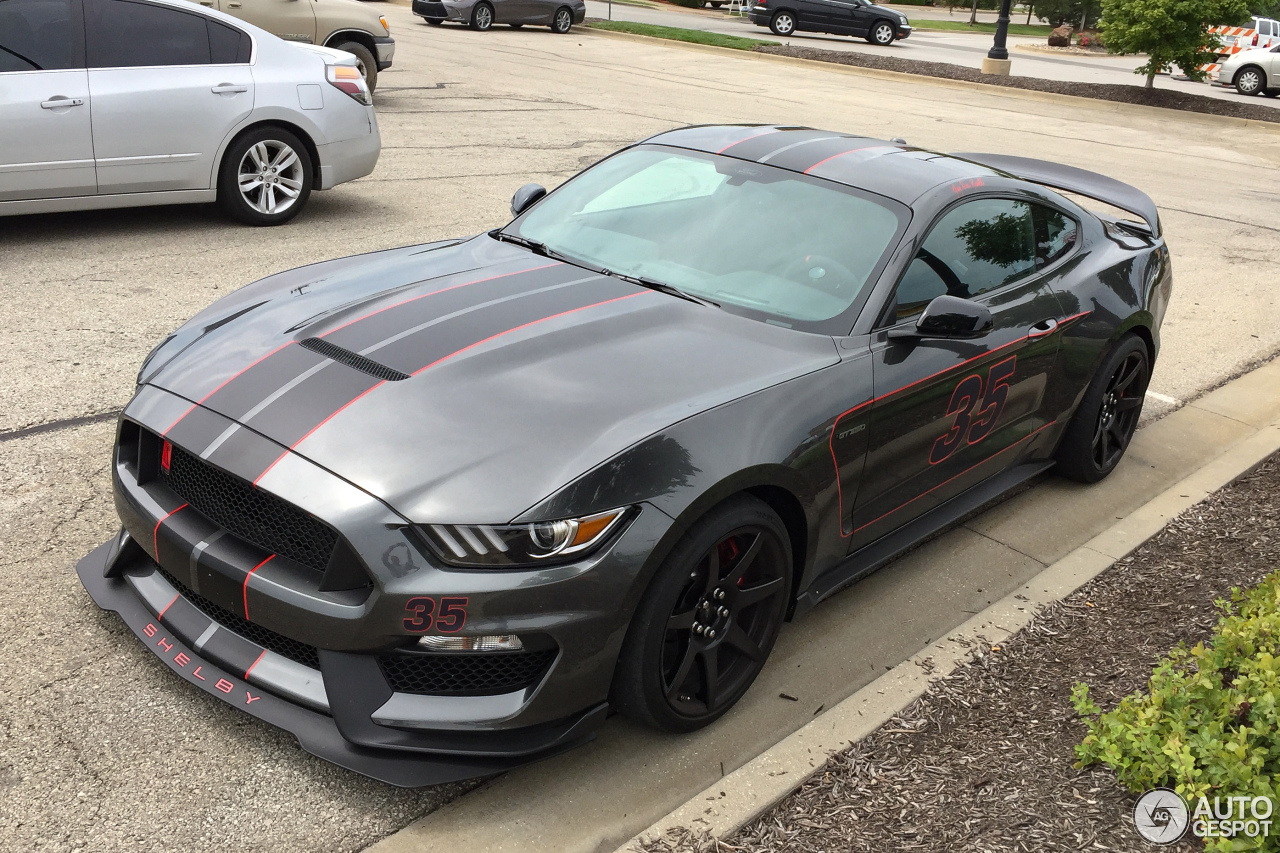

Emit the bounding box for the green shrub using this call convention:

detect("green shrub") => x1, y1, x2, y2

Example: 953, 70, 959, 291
1073, 571, 1280, 851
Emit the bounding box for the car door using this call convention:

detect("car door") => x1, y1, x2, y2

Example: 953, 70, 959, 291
846, 198, 1071, 551
819, 0, 861, 33
794, 0, 833, 30
0, 0, 96, 200
84, 0, 255, 194
215, 0, 315, 43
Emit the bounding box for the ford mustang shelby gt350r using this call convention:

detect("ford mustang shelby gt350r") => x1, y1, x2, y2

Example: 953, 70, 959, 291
78, 125, 1171, 785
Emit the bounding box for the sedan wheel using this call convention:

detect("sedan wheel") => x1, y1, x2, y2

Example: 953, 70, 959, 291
217, 127, 313, 226
470, 2, 493, 30
1236, 66, 1265, 96
551, 6, 573, 32
769, 10, 795, 35
867, 20, 895, 45
612, 496, 791, 732
1054, 335, 1149, 483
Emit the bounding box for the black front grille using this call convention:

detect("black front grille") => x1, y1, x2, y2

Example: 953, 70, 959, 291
162, 443, 337, 575
300, 337, 410, 382
155, 566, 321, 671
378, 649, 557, 696
412, 0, 447, 15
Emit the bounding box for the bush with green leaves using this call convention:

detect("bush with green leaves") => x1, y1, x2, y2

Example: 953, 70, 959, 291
1073, 571, 1280, 851
1100, 0, 1250, 88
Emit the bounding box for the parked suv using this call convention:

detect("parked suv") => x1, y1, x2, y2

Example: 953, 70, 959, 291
748, 0, 910, 44
186, 0, 394, 89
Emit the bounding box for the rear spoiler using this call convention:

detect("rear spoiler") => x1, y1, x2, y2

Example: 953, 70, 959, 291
951, 152, 1161, 237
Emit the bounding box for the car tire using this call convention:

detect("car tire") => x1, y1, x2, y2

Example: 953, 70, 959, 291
1235, 65, 1266, 96
768, 9, 795, 35
550, 6, 573, 32
217, 126, 314, 226
1054, 334, 1150, 484
710, 1, 723, 6
866, 19, 895, 45
331, 40, 378, 92
470, 2, 494, 30
611, 495, 793, 733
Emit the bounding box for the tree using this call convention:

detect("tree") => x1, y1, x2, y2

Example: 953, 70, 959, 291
1101, 0, 1250, 88
1034, 0, 1100, 27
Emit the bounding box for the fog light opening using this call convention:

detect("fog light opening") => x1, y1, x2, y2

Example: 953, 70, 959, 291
416, 634, 524, 652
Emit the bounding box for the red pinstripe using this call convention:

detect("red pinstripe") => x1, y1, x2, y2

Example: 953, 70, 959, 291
156, 593, 180, 620
803, 145, 891, 175
152, 502, 188, 561
244, 649, 267, 680
164, 342, 294, 435
242, 554, 275, 621
716, 127, 780, 154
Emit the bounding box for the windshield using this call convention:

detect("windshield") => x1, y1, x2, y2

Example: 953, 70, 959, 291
507, 145, 907, 331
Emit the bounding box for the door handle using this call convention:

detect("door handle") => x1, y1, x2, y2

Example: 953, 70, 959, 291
211, 84, 249, 94
41, 97, 84, 109
1028, 318, 1059, 338
228, 2, 241, 7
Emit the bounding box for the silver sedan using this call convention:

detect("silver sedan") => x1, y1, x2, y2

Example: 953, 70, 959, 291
0, 0, 381, 225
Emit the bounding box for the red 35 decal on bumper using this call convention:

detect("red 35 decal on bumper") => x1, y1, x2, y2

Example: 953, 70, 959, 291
403, 596, 469, 633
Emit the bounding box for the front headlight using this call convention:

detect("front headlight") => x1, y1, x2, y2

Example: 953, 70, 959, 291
420, 508, 629, 568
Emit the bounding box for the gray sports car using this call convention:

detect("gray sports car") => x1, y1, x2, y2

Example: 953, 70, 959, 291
78, 126, 1171, 785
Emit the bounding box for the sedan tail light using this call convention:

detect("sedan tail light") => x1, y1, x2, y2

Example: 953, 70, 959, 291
327, 64, 372, 106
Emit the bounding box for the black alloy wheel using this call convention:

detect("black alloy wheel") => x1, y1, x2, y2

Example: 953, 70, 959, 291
1235, 66, 1265, 96
612, 496, 792, 732
551, 6, 573, 32
1090, 349, 1147, 471
1055, 335, 1149, 483
470, 2, 493, 29
769, 10, 795, 35
868, 20, 895, 45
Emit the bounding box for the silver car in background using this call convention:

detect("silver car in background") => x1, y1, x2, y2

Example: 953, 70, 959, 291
0, 0, 381, 225
412, 0, 585, 34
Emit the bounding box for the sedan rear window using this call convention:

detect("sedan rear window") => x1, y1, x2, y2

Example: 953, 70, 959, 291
510, 146, 906, 330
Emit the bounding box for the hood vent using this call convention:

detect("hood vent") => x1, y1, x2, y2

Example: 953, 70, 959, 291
300, 337, 410, 382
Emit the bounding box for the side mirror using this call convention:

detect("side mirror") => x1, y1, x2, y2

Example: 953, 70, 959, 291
510, 183, 547, 217
891, 294, 993, 339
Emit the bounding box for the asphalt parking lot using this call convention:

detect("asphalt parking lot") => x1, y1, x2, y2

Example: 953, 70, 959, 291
2, 7, 1279, 851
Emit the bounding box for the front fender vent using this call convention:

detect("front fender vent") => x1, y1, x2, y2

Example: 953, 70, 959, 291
300, 337, 410, 382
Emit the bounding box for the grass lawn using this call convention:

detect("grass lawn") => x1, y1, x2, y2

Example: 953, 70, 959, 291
586, 20, 779, 48
909, 18, 1053, 36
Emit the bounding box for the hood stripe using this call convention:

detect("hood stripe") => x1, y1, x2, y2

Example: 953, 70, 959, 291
252, 289, 650, 486
162, 341, 293, 436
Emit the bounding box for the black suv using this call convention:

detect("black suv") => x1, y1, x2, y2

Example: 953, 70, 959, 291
749, 0, 911, 44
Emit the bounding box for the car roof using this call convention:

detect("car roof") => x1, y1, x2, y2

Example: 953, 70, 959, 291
643, 125, 1000, 205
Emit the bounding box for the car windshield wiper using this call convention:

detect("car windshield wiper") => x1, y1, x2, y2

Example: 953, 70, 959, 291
491, 230, 565, 261
607, 272, 720, 308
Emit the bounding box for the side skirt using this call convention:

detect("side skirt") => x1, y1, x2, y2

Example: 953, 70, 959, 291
792, 460, 1054, 617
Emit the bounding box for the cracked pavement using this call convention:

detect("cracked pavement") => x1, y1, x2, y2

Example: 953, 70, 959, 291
1, 6, 1278, 851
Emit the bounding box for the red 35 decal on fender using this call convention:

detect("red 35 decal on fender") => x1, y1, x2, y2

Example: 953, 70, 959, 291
929, 355, 1017, 465
403, 596, 469, 633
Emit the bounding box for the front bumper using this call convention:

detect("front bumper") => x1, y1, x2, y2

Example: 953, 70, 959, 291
78, 541, 605, 786
412, 0, 467, 22
373, 36, 395, 70
896, 23, 911, 38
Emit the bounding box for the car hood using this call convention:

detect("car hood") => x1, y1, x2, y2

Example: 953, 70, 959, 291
145, 236, 840, 522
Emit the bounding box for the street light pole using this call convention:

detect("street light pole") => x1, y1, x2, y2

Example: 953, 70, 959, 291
980, 0, 1014, 75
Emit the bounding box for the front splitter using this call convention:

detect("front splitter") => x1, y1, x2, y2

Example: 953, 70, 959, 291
76, 541, 595, 787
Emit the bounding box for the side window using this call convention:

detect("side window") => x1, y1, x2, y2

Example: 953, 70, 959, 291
1034, 204, 1077, 267
86, 0, 213, 67
208, 19, 252, 64
892, 198, 1036, 321
0, 0, 78, 72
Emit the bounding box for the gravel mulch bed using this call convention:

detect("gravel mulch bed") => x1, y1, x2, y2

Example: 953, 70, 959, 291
753, 45, 1280, 124
637, 454, 1280, 852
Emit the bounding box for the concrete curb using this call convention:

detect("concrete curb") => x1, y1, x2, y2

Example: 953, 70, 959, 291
615, 371, 1280, 851
581, 27, 1280, 133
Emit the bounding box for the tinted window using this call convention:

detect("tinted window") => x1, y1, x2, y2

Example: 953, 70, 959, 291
893, 198, 1037, 320
86, 0, 213, 67
0, 0, 78, 71
209, 19, 251, 63
1035, 205, 1077, 267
